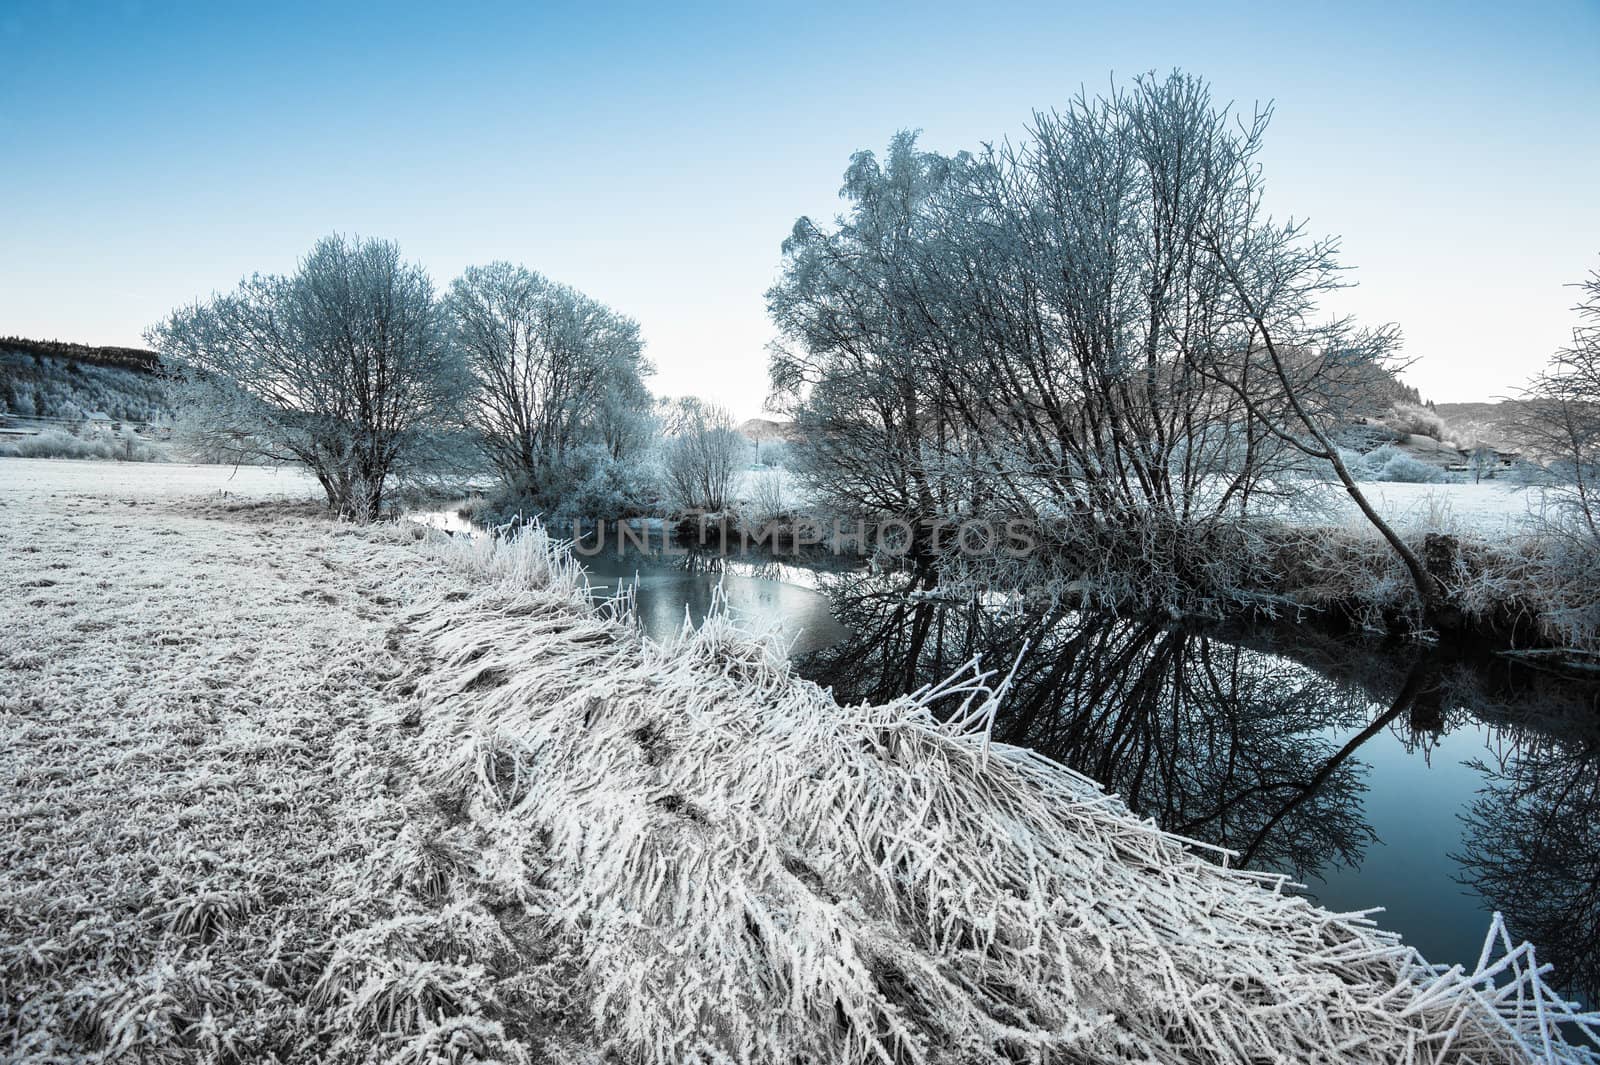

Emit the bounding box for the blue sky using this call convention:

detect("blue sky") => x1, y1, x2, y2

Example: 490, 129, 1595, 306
2, 0, 1596, 417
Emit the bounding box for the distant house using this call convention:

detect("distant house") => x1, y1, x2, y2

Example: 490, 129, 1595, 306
82, 411, 114, 435
0, 410, 36, 440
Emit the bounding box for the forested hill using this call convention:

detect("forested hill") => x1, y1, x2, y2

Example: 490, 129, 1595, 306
0, 337, 173, 423
0, 336, 162, 373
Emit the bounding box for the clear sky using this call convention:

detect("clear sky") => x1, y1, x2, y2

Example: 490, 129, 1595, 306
2, 0, 1596, 418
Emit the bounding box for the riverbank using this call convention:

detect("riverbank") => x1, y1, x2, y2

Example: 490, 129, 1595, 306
426, 468, 1596, 661
3, 458, 1595, 1062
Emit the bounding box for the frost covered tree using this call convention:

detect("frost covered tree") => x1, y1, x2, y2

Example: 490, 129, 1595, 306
445, 262, 652, 512
1510, 265, 1600, 647
769, 136, 965, 551
1469, 445, 1498, 484
1521, 266, 1600, 545
770, 72, 1429, 615
660, 398, 743, 512
148, 235, 464, 519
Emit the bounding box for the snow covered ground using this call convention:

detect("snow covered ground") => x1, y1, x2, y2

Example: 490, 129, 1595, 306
0, 455, 322, 502
0, 458, 515, 1060
1297, 480, 1560, 538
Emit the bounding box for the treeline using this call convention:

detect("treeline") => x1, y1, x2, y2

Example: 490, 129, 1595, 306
146, 235, 749, 521
0, 348, 174, 423
0, 336, 162, 374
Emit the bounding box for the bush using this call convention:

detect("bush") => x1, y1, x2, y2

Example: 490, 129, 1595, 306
1503, 460, 1557, 486
1382, 403, 1451, 442
740, 470, 792, 524
755, 439, 790, 468
1339, 448, 1377, 481
661, 401, 742, 513
1358, 444, 1445, 484
0, 428, 165, 462
1376, 452, 1446, 484
471, 446, 658, 528
551, 446, 658, 523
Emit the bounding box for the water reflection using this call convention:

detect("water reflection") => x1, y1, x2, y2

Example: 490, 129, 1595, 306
1456, 681, 1600, 1004
580, 547, 852, 656
795, 570, 1600, 1001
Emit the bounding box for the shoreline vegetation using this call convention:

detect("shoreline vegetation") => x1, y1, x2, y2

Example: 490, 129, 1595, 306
462, 499, 1600, 667
5, 464, 1597, 1062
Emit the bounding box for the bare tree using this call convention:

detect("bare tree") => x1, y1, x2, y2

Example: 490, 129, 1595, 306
770, 74, 1414, 612
1521, 267, 1600, 545
769, 137, 967, 554
661, 398, 742, 512
148, 235, 463, 519
1469, 445, 1497, 484
1186, 125, 1446, 621
445, 262, 650, 507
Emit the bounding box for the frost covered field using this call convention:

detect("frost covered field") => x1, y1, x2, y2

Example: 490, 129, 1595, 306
0, 458, 480, 1059
3, 457, 1596, 1063
0, 456, 324, 503
1307, 481, 1560, 537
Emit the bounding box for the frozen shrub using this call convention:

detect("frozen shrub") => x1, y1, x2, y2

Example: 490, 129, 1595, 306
1382, 403, 1452, 441
0, 428, 165, 462
472, 445, 658, 528
741, 469, 791, 523
1376, 451, 1446, 484
661, 399, 742, 513
1338, 448, 1377, 481
755, 439, 790, 468
1504, 459, 1556, 486
1359, 444, 1445, 484
550, 445, 658, 523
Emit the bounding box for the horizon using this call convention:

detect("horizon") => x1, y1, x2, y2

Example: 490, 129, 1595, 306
2, 1, 1597, 419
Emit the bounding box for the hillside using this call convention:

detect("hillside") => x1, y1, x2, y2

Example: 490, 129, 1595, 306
0, 338, 173, 423
1433, 400, 1539, 453
738, 417, 799, 443
0, 335, 161, 373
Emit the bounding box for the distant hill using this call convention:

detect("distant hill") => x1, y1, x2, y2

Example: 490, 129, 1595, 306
0, 336, 161, 374
1432, 400, 1538, 453
738, 417, 800, 443
0, 338, 173, 423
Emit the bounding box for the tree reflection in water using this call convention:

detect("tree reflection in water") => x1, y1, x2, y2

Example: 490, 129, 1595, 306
1456, 678, 1600, 1005
796, 570, 1600, 1002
